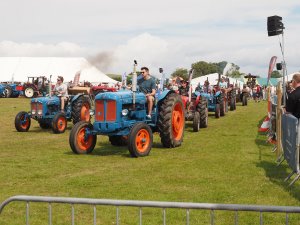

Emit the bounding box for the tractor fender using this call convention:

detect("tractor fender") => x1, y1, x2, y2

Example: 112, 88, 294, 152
157, 90, 175, 104
215, 91, 221, 97
70, 93, 85, 103
195, 95, 201, 106
194, 91, 201, 97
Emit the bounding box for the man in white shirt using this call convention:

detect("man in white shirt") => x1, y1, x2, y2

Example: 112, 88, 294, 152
52, 76, 68, 112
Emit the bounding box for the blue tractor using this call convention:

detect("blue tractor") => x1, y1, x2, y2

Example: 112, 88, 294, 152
1, 83, 23, 98
197, 84, 226, 118
69, 61, 185, 157
15, 87, 92, 133
0, 84, 4, 97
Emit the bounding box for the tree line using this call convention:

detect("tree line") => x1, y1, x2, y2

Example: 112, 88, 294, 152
107, 61, 283, 82
170, 60, 283, 80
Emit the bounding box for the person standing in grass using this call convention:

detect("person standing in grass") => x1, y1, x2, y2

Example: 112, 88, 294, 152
286, 73, 300, 119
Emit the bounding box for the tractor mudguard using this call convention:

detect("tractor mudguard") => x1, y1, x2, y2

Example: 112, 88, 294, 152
70, 93, 85, 103
157, 90, 175, 104
215, 91, 221, 97
194, 91, 201, 97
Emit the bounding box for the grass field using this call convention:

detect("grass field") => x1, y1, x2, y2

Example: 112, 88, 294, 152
1, 97, 300, 224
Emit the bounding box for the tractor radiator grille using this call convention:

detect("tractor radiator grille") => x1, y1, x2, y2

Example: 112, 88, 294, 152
31, 102, 43, 116
95, 100, 104, 121
95, 100, 116, 122
106, 100, 116, 121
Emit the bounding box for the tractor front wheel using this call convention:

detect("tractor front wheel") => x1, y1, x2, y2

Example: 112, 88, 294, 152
128, 123, 153, 157
69, 121, 97, 154
193, 111, 200, 132
52, 113, 67, 134
158, 93, 185, 148
15, 111, 31, 132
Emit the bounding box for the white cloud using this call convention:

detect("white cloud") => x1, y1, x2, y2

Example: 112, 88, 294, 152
0, 41, 87, 57
0, 0, 299, 76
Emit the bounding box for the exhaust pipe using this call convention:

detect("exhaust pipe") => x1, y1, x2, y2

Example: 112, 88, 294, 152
132, 60, 137, 108
49, 75, 52, 98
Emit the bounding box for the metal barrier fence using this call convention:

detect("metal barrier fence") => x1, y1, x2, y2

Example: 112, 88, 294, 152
281, 114, 300, 185
1, 195, 300, 225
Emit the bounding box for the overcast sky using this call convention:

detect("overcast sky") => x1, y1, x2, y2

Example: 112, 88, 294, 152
0, 0, 299, 77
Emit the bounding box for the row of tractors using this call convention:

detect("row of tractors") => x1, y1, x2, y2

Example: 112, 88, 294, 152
0, 76, 49, 98
14, 61, 248, 157
1, 75, 118, 99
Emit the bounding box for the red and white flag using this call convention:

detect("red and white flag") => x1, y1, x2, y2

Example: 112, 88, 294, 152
267, 56, 277, 86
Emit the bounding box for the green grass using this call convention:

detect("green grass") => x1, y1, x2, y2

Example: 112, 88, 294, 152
1, 98, 300, 224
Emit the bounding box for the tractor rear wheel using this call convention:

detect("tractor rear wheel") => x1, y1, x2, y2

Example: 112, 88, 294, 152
158, 93, 185, 148
72, 96, 91, 125
220, 93, 226, 116
109, 136, 128, 146
242, 94, 247, 106
197, 100, 208, 128
4, 86, 12, 98
193, 111, 200, 132
230, 98, 235, 111
229, 90, 235, 111
24, 86, 35, 98
15, 111, 31, 132
69, 121, 97, 154
52, 112, 67, 134
128, 123, 153, 157
215, 104, 220, 118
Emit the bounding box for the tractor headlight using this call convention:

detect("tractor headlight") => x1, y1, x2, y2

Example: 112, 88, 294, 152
32, 110, 36, 115
89, 109, 94, 116
37, 110, 42, 115
121, 109, 129, 116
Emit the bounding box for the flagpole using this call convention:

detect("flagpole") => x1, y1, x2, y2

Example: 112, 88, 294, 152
279, 31, 286, 106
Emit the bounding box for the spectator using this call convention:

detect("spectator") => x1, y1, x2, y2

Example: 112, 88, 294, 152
262, 86, 267, 100
179, 80, 189, 96
203, 80, 212, 93
256, 84, 261, 102
219, 77, 227, 88
286, 81, 294, 93
286, 73, 300, 118
52, 76, 68, 112
138, 67, 156, 119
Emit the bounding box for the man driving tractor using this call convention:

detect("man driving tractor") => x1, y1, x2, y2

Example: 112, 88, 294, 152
52, 76, 68, 112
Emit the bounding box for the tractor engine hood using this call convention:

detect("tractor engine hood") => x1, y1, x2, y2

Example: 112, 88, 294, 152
95, 91, 146, 105
31, 96, 60, 105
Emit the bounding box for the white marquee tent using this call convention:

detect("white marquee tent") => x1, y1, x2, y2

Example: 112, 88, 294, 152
191, 73, 244, 90
0, 57, 117, 84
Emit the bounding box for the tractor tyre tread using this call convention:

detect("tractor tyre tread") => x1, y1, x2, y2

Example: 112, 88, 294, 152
15, 111, 31, 132
197, 100, 208, 128
71, 96, 91, 125
69, 121, 96, 154
158, 93, 185, 148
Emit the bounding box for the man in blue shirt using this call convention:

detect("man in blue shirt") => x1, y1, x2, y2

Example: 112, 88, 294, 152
138, 67, 156, 119
219, 77, 228, 89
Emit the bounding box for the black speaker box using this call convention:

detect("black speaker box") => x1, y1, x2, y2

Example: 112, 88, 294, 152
267, 15, 284, 36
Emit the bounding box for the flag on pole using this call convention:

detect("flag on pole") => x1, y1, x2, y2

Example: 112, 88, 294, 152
267, 56, 277, 86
